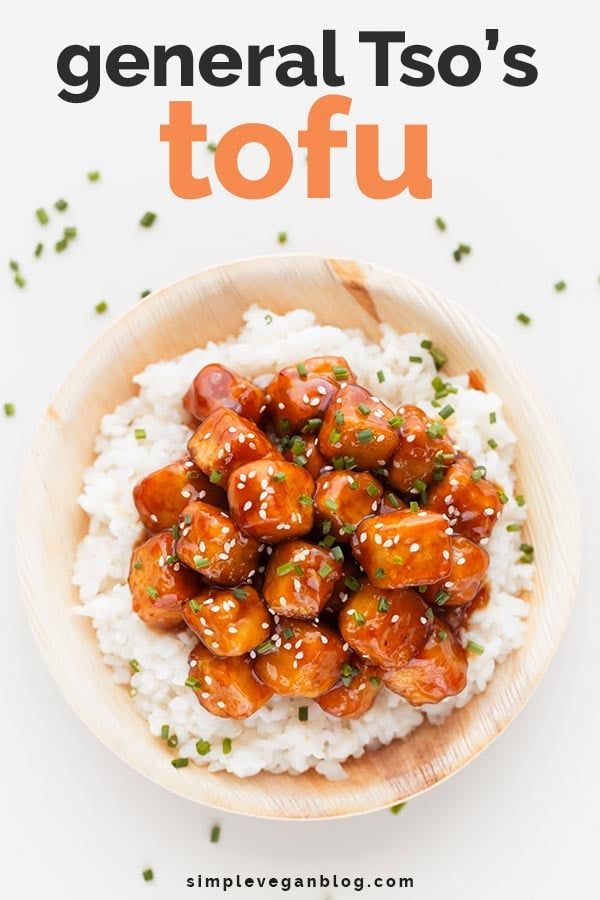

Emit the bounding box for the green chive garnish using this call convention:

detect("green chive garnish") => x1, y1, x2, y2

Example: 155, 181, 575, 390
439, 405, 454, 420
277, 231, 288, 244
298, 494, 314, 506
95, 300, 108, 314
437, 630, 448, 641
232, 588, 248, 600
489, 412, 497, 424
349, 609, 366, 625
298, 706, 308, 722
160, 725, 170, 740
296, 362, 307, 377
471, 465, 487, 482
329, 428, 342, 444
390, 803, 406, 814
134, 428, 146, 440
387, 493, 400, 509
467, 640, 485, 655
283, 627, 294, 640
412, 478, 427, 494
256, 640, 274, 655
54, 198, 68, 212
222, 737, 232, 755
515, 494, 526, 507
409, 355, 423, 364
554, 280, 567, 292
87, 171, 101, 181
434, 590, 449, 606
369, 676, 381, 687
276, 562, 294, 576
209, 470, 222, 484
332, 365, 349, 381
207, 142, 217, 152
167, 733, 179, 748
357, 428, 374, 443
377, 596, 390, 613
331, 545, 344, 561
189, 598, 200, 613
453, 242, 471, 262
35, 208, 49, 225
34, 243, 43, 257
142, 869, 154, 882
171, 758, 188, 769
145, 586, 158, 598
129, 658, 141, 672
334, 410, 345, 426
435, 217, 446, 232
488, 438, 498, 449
388, 415, 404, 428
196, 739, 211, 756
4, 402, 15, 417
140, 289, 151, 298
345, 575, 361, 591
210, 825, 221, 843
193, 556, 210, 569
55, 238, 68, 253
185, 677, 202, 690
376, 370, 385, 383
516, 312, 531, 325
324, 498, 338, 511
140, 211, 157, 228
506, 524, 521, 532
318, 563, 333, 578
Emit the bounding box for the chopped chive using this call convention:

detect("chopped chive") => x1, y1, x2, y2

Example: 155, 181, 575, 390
318, 563, 333, 578
341, 662, 359, 686
341, 522, 356, 534
196, 738, 211, 756
332, 365, 349, 381
453, 242, 471, 262
35, 208, 49, 225
87, 170, 101, 181
133, 559, 143, 570
207, 142, 218, 152
429, 345, 448, 370
437, 629, 448, 641
140, 211, 157, 228
426, 607, 434, 621
290, 437, 305, 455
498, 490, 509, 504
369, 676, 381, 687
145, 586, 158, 599
55, 239, 68, 253
64, 226, 77, 240
283, 627, 294, 640
420, 339, 432, 350
467, 640, 485, 656
329, 428, 342, 444
303, 417, 322, 432
277, 562, 294, 576
506, 524, 521, 532
357, 403, 371, 416
515, 494, 526, 507
365, 483, 379, 499
386, 493, 400, 509
134, 428, 146, 440
265, 314, 273, 324
209, 470, 222, 484
232, 588, 248, 600
3, 402, 15, 417
320, 535, 336, 549
392, 555, 404, 565
160, 724, 170, 740
519, 543, 534, 563
345, 575, 361, 591
377, 596, 390, 613
272, 471, 287, 484
298, 706, 309, 722
409, 355, 423, 364
349, 608, 366, 625
331, 545, 344, 562
357, 427, 374, 443
471, 465, 487, 482
129, 658, 141, 672
185, 676, 202, 691
9, 260, 19, 272
298, 494, 314, 506
296, 361, 307, 377
14, 274, 26, 288
193, 556, 210, 569
142, 869, 154, 882
409, 501, 419, 513
95, 300, 108, 314
390, 803, 406, 815
256, 639, 274, 655
376, 369, 385, 383
54, 198, 68, 212
434, 590, 449, 606
189, 598, 200, 613
439, 405, 454, 420
554, 280, 567, 292
487, 438, 498, 450
434, 216, 447, 232
277, 231, 288, 244
222, 737, 232, 755
374, 567, 385, 579
324, 498, 338, 511
349, 479, 359, 490
210, 825, 221, 843
322, 519, 332, 535
489, 411, 497, 424
388, 415, 404, 428
516, 312, 531, 325
140, 289, 151, 298
334, 410, 345, 426
167, 733, 179, 747
34, 242, 43, 257
412, 478, 427, 494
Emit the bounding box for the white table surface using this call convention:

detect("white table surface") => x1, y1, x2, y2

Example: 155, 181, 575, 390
1, 1, 597, 897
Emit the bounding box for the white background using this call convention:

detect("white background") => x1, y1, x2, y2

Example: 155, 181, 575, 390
1, 1, 597, 897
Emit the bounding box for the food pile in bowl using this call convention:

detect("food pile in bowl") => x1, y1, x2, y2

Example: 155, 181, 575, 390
74, 308, 533, 779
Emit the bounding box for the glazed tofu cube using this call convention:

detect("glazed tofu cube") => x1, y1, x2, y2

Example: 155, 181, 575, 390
282, 433, 328, 479
187, 408, 280, 486
424, 535, 489, 607
252, 619, 350, 698
351, 509, 452, 589
382, 621, 467, 706
183, 585, 272, 657
227, 459, 315, 543
133, 457, 225, 532
319, 384, 399, 469
387, 405, 456, 493
265, 355, 355, 435
176, 500, 260, 586
183, 363, 266, 423
426, 456, 503, 543
188, 643, 273, 719
262, 540, 343, 618
314, 470, 383, 543
339, 584, 430, 668
128, 531, 203, 629
316, 659, 382, 718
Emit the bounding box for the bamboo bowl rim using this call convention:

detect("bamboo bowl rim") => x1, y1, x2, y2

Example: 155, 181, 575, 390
16, 255, 581, 819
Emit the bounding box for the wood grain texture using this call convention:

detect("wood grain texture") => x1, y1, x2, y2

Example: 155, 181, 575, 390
16, 255, 581, 819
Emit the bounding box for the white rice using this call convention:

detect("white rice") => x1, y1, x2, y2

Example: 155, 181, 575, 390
73, 307, 533, 780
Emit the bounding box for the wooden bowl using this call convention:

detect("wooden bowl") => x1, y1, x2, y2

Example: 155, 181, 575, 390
17, 256, 580, 819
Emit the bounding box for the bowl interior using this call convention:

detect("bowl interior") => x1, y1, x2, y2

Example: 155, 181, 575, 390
16, 255, 580, 819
